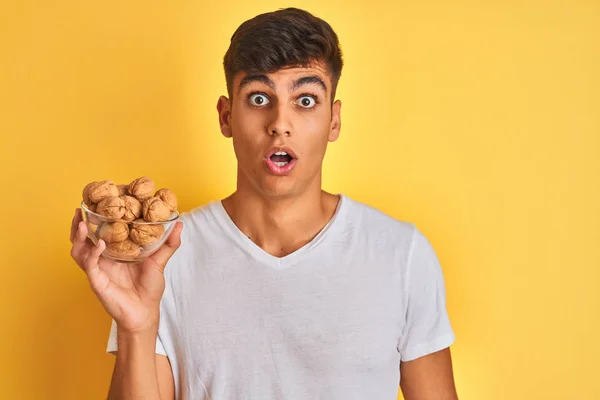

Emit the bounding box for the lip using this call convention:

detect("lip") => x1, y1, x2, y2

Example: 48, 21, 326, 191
264, 146, 298, 160
264, 146, 298, 176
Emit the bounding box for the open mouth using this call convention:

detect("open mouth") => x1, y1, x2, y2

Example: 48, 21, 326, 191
265, 148, 298, 175
269, 151, 294, 167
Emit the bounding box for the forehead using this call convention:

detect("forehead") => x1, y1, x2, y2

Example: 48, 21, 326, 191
233, 62, 331, 92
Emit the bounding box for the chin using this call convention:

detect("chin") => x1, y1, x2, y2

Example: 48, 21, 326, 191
257, 178, 299, 198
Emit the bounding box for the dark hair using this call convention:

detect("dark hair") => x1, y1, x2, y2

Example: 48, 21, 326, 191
223, 8, 343, 101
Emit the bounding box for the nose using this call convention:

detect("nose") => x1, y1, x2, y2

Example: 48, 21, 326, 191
267, 104, 292, 137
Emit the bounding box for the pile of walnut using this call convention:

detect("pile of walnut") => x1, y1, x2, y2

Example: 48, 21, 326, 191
82, 177, 178, 259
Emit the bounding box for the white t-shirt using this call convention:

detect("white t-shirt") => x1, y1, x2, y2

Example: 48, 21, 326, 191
107, 194, 455, 399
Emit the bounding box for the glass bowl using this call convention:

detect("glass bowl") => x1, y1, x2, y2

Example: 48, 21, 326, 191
80, 201, 180, 263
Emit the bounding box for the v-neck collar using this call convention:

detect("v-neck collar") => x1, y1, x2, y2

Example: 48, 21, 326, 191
210, 194, 347, 269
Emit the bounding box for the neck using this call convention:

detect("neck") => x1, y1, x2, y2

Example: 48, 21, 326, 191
221, 180, 339, 258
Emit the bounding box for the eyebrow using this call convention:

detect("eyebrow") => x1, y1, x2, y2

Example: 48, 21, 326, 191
238, 74, 275, 94
291, 75, 328, 94
237, 74, 328, 95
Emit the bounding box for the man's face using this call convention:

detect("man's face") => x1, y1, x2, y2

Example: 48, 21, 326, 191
217, 62, 342, 199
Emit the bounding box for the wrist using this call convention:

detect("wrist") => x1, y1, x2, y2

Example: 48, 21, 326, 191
116, 315, 159, 338
116, 324, 158, 352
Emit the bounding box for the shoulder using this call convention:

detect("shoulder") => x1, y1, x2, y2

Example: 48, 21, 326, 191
341, 194, 417, 244
176, 200, 221, 241
163, 200, 221, 271
338, 195, 440, 279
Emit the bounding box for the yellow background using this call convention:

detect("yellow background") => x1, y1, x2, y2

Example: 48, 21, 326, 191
1, 1, 598, 399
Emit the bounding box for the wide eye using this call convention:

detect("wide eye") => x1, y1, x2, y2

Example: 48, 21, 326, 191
249, 93, 270, 107
297, 96, 316, 108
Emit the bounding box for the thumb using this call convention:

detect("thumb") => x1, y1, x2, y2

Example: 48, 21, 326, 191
147, 221, 183, 272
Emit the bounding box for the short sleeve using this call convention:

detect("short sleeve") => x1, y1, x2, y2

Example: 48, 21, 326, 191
398, 226, 455, 362
106, 318, 167, 356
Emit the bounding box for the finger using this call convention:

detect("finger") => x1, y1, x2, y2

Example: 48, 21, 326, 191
70, 208, 82, 243
84, 238, 105, 270
70, 221, 91, 266
84, 240, 110, 295
83, 238, 104, 273
146, 221, 183, 272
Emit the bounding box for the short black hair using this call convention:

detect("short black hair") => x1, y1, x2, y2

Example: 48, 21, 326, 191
223, 7, 344, 101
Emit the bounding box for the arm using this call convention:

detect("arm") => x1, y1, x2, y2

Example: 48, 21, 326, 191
398, 227, 458, 399
69, 209, 183, 400
107, 328, 175, 400
400, 348, 458, 400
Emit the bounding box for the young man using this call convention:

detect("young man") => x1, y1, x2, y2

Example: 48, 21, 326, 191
70, 7, 458, 400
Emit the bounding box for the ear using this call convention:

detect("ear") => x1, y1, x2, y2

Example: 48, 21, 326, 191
328, 99, 342, 142
217, 96, 232, 138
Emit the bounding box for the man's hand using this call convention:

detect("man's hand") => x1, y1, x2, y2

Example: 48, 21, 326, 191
69, 208, 183, 333
400, 348, 458, 400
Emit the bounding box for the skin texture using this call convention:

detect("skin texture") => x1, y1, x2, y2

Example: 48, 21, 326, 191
216, 63, 343, 258
400, 348, 459, 400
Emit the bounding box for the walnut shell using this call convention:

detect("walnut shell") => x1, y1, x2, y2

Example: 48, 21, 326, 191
142, 197, 171, 222
120, 195, 142, 222
96, 196, 126, 219
88, 180, 119, 203
155, 188, 178, 212
97, 221, 129, 243
117, 184, 129, 196
128, 177, 155, 202
129, 219, 165, 246
106, 239, 140, 258
82, 181, 98, 207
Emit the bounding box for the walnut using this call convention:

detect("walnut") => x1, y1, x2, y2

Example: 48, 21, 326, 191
117, 184, 129, 196
98, 221, 129, 243
106, 239, 140, 258
142, 197, 171, 222
96, 196, 126, 219
128, 177, 155, 202
129, 219, 165, 246
88, 180, 119, 203
155, 188, 178, 212
82, 181, 98, 207
120, 195, 142, 222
